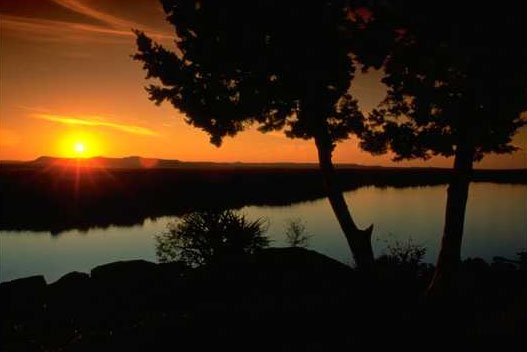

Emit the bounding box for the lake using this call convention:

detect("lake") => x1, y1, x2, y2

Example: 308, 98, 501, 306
1, 182, 525, 283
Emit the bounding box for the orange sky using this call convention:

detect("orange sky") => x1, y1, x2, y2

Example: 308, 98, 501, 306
1, 0, 525, 168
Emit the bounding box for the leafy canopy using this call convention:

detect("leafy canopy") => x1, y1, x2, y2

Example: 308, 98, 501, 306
134, 0, 374, 149
360, 1, 527, 161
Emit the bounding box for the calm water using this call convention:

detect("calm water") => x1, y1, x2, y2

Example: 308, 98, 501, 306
1, 182, 525, 283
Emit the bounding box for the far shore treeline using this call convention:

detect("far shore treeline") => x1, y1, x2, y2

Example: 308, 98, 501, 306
0, 158, 524, 234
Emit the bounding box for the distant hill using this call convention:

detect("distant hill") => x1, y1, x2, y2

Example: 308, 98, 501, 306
0, 156, 525, 173
26, 156, 183, 169
1, 156, 370, 170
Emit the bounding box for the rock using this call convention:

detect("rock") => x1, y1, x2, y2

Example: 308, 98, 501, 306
54, 271, 90, 285
185, 248, 362, 349
90, 259, 159, 286
190, 247, 358, 311
90, 260, 160, 308
47, 271, 91, 313
0, 275, 47, 315
157, 261, 188, 280
205, 247, 354, 287
153, 261, 190, 306
0, 275, 47, 296
157, 261, 188, 291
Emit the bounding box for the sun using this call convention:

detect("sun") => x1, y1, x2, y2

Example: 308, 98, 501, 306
58, 132, 103, 158
74, 142, 85, 153
72, 141, 89, 158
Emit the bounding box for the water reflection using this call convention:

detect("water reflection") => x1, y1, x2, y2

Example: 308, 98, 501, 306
1, 183, 525, 283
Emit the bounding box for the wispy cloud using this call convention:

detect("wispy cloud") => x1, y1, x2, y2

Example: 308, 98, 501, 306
51, 0, 140, 29
49, 0, 172, 39
1, 0, 172, 43
1, 15, 134, 42
35, 113, 158, 136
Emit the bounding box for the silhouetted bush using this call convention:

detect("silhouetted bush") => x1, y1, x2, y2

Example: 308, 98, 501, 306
376, 237, 431, 278
518, 251, 527, 271
284, 218, 313, 248
492, 251, 527, 271
155, 210, 270, 267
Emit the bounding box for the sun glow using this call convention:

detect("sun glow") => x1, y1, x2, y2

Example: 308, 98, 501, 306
58, 132, 102, 158
74, 142, 85, 153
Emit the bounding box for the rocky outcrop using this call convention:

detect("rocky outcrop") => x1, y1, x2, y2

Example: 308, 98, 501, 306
1, 275, 46, 316
1, 248, 525, 351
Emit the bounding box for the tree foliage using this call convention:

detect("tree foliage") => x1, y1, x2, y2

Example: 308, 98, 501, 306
155, 210, 270, 266
133, 0, 372, 149
360, 1, 527, 161
377, 236, 427, 270
357, 1, 527, 293
284, 218, 312, 248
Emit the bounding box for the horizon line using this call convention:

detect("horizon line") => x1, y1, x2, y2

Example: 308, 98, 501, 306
0, 155, 526, 171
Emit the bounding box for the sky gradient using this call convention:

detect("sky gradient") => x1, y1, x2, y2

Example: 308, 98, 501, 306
1, 0, 525, 168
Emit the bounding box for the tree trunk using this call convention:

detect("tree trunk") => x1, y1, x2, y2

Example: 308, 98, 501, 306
427, 145, 475, 296
314, 134, 375, 272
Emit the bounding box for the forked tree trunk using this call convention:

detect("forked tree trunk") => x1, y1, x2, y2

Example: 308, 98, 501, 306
314, 134, 375, 272
427, 145, 475, 296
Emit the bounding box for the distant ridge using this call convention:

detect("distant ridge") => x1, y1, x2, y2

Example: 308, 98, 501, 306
27, 156, 182, 169
2, 156, 366, 170
0, 156, 525, 172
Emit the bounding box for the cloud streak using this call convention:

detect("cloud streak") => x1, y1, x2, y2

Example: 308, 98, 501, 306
51, 0, 141, 29
50, 0, 172, 40
1, 15, 134, 42
35, 113, 158, 136
1, 0, 172, 43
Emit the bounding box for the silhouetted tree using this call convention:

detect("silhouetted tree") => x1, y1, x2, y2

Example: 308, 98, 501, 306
284, 218, 312, 248
134, 0, 382, 270
376, 236, 428, 274
360, 2, 527, 294
156, 210, 270, 266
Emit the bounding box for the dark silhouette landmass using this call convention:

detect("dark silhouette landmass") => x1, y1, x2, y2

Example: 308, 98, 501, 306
3, 155, 370, 169
1, 248, 525, 350
1, 157, 525, 234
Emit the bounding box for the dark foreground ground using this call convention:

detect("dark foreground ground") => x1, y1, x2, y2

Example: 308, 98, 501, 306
1, 248, 525, 351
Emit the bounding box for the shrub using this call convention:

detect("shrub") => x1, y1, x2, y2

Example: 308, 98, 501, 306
155, 210, 270, 267
376, 236, 429, 277
284, 218, 312, 248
